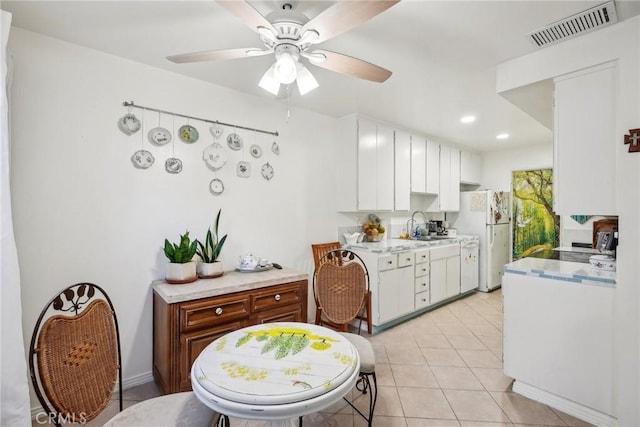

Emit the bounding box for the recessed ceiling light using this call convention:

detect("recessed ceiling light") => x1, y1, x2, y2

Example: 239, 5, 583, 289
460, 115, 476, 124
496, 133, 510, 140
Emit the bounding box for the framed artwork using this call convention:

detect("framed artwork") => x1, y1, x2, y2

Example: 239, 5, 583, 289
511, 169, 560, 260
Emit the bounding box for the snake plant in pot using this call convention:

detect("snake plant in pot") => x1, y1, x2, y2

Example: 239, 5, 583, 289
196, 209, 228, 279
163, 231, 198, 284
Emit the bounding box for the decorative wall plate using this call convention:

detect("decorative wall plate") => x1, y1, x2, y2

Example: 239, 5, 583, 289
236, 161, 251, 178
261, 162, 274, 181
148, 127, 172, 145
131, 150, 154, 169
118, 113, 141, 135
249, 144, 262, 158
210, 125, 224, 139
227, 133, 243, 151
209, 178, 224, 195
271, 141, 280, 155
165, 158, 183, 174
179, 125, 199, 143
202, 143, 227, 170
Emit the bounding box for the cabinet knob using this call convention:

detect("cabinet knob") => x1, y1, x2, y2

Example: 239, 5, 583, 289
274, 294, 281, 301
215, 307, 223, 316
387, 260, 393, 264
406, 258, 411, 262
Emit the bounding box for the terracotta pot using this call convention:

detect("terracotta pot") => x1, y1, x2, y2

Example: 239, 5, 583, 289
197, 261, 224, 279
165, 261, 197, 284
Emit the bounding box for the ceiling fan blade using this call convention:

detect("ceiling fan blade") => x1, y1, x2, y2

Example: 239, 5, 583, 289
300, 0, 399, 44
167, 48, 271, 64
306, 49, 392, 83
216, 1, 277, 35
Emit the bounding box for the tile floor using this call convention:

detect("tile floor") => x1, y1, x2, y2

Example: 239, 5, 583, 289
32, 290, 593, 427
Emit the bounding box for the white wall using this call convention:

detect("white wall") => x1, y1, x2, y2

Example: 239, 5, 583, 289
8, 28, 343, 404
497, 16, 640, 425
481, 143, 552, 191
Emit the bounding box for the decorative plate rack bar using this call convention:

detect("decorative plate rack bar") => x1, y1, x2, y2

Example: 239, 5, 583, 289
122, 101, 279, 137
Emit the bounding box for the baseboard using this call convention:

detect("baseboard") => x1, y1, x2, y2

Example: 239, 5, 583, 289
513, 380, 617, 427
31, 371, 155, 419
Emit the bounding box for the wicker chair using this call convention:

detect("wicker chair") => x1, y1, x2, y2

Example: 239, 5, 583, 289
313, 250, 377, 426
311, 242, 373, 334
29, 283, 218, 427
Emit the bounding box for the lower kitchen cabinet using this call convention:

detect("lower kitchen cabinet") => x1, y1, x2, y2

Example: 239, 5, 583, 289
152, 272, 308, 394
429, 244, 461, 304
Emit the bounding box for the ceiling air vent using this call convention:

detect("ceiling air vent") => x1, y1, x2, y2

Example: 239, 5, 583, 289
526, 1, 618, 48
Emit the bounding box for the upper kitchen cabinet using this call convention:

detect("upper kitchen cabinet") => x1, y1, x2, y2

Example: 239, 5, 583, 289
460, 150, 482, 185
553, 62, 617, 215
395, 130, 411, 211
411, 137, 440, 195
336, 115, 395, 211
438, 145, 461, 211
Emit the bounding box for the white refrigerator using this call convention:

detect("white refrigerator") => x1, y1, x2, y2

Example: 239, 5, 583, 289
451, 190, 510, 292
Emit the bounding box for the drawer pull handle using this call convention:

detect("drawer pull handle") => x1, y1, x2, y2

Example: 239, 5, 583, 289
215, 307, 223, 316
387, 261, 393, 264
406, 258, 411, 262
274, 294, 281, 301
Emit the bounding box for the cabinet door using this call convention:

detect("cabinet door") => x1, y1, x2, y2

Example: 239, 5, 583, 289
460, 151, 482, 185
376, 124, 395, 211
411, 136, 426, 193
357, 118, 378, 210
449, 147, 460, 211
430, 258, 447, 304
395, 130, 411, 211
445, 256, 461, 298
425, 140, 440, 194
179, 319, 248, 391
377, 269, 397, 324
252, 304, 304, 324
439, 145, 451, 210
397, 266, 415, 315
554, 63, 616, 215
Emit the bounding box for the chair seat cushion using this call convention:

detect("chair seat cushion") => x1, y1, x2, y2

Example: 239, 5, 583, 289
342, 333, 375, 374
103, 391, 216, 426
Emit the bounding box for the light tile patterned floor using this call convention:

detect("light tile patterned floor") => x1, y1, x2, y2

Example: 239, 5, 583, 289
32, 290, 594, 427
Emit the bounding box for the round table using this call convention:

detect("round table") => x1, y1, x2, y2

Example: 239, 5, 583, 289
191, 322, 360, 427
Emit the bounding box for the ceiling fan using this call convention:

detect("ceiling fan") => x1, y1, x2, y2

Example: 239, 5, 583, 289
167, 0, 399, 96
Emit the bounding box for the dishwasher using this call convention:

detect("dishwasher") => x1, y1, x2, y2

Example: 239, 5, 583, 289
459, 235, 480, 292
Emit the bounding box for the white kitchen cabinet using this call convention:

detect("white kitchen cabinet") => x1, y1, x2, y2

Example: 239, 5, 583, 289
460, 150, 482, 185
395, 130, 411, 211
438, 145, 460, 211
429, 244, 460, 304
354, 250, 415, 325
553, 62, 616, 215
410, 136, 426, 193
411, 137, 440, 196
414, 248, 430, 310
336, 115, 395, 211
426, 140, 440, 194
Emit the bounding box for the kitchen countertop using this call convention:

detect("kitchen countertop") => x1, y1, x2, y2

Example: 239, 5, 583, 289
153, 267, 308, 304
346, 237, 461, 253
504, 248, 616, 287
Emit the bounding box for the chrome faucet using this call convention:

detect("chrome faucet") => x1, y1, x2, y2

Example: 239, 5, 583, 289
409, 211, 428, 237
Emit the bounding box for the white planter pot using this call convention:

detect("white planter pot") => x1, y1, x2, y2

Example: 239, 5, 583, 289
165, 261, 197, 284
197, 261, 224, 279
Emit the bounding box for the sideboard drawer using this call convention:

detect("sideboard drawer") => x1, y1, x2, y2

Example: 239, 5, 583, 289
251, 282, 303, 313
180, 294, 250, 332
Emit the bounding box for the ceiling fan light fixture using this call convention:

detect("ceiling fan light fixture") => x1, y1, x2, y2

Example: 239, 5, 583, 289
258, 64, 280, 95
274, 51, 298, 84
295, 63, 318, 96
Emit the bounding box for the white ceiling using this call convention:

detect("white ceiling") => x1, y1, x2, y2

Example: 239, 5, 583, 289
3, 0, 639, 152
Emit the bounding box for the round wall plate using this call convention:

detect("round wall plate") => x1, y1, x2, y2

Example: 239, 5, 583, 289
271, 141, 280, 155
118, 113, 141, 135
209, 178, 224, 195
179, 125, 199, 143
202, 143, 227, 170
227, 133, 243, 151
131, 150, 154, 169
236, 161, 251, 178
165, 157, 183, 174
148, 127, 172, 145
250, 144, 262, 158
261, 162, 274, 181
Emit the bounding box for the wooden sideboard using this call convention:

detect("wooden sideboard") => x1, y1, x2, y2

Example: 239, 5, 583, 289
152, 268, 308, 394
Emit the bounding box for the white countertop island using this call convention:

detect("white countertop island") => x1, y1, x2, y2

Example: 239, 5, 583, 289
503, 253, 616, 426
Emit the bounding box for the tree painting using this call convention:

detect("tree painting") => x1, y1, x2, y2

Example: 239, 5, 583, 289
511, 169, 560, 259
